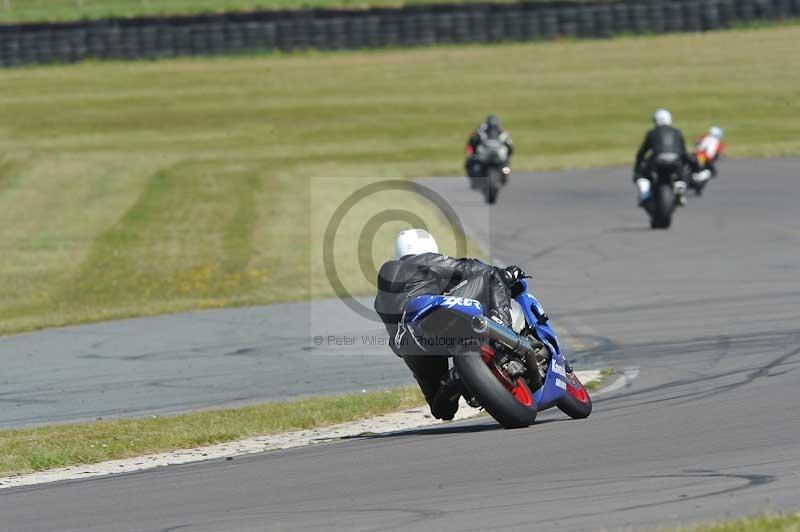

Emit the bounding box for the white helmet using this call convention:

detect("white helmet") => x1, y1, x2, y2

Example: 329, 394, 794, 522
395, 229, 438, 259
709, 126, 723, 139
653, 109, 672, 126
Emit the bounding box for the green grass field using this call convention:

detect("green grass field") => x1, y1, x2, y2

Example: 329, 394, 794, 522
0, 0, 587, 23
1, 26, 799, 335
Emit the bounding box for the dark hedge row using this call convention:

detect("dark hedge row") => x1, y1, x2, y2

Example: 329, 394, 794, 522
0, 0, 798, 67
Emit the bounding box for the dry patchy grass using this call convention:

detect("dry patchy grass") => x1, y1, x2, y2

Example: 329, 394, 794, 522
0, 27, 799, 334
673, 513, 800, 532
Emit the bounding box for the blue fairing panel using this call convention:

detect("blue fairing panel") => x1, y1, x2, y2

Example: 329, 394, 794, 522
515, 280, 568, 409
404, 294, 440, 322
405, 295, 484, 323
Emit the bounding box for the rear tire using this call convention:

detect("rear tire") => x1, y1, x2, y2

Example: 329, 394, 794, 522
558, 371, 593, 419
454, 353, 537, 429
651, 183, 674, 229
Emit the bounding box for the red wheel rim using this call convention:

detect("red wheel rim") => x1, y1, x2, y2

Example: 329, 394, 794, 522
510, 377, 534, 407
566, 373, 590, 403
481, 346, 534, 407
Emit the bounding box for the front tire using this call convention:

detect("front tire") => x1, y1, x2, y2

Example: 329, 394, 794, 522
557, 371, 592, 419
454, 353, 537, 429
483, 168, 500, 204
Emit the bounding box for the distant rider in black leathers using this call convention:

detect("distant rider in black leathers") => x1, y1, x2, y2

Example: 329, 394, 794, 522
465, 114, 514, 185
633, 109, 692, 207
374, 228, 526, 421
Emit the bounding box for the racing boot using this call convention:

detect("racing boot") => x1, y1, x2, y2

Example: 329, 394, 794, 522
635, 177, 652, 207
693, 169, 712, 185
674, 180, 688, 207
524, 351, 544, 390
430, 367, 460, 420
691, 170, 711, 196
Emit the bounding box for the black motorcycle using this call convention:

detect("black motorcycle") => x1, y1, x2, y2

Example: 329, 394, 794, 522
471, 139, 511, 205
641, 155, 685, 229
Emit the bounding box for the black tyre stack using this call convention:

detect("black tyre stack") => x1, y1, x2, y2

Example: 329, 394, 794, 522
2, 0, 800, 67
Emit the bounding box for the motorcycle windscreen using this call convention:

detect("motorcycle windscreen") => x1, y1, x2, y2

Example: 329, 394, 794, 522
476, 140, 508, 164
414, 306, 484, 356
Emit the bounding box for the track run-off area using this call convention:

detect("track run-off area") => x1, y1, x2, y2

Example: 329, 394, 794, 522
1, 157, 799, 530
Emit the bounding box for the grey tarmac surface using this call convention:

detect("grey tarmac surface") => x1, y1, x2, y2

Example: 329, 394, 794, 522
2, 158, 800, 531
0, 298, 411, 428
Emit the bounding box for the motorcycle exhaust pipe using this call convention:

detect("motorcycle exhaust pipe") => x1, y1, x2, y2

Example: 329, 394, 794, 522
471, 315, 539, 357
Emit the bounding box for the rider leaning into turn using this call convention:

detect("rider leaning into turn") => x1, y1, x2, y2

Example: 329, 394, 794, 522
633, 109, 691, 207
465, 114, 514, 180
694, 126, 725, 177
373, 229, 525, 421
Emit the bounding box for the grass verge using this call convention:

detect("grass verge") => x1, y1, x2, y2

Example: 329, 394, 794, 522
0, 369, 609, 476
1, 26, 799, 335
0, 386, 424, 477
674, 513, 800, 531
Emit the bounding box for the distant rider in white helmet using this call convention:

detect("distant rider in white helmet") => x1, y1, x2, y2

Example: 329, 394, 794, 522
633, 109, 691, 207
691, 126, 725, 190
374, 229, 526, 421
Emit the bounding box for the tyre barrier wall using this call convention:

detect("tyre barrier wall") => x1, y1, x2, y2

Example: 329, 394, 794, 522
0, 0, 798, 67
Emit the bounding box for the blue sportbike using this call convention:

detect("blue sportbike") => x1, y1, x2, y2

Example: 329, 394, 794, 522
403, 279, 592, 428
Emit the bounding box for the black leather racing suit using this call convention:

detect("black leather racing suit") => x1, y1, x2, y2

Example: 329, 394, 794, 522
373, 252, 512, 414
633, 125, 691, 183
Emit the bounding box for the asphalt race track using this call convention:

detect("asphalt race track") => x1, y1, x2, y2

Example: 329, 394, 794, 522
0, 298, 411, 428
2, 158, 799, 531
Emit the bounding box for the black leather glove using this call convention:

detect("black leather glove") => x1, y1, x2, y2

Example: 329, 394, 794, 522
499, 265, 528, 289
489, 306, 513, 328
